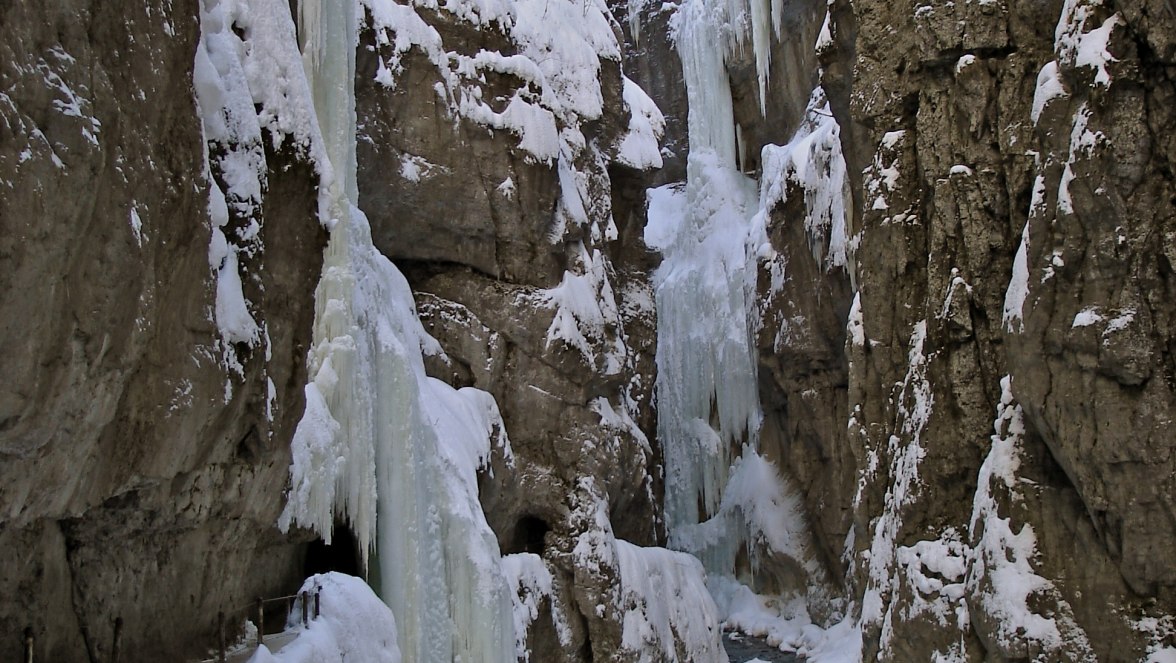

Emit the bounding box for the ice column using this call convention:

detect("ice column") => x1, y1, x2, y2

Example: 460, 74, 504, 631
650, 0, 763, 542
279, 0, 515, 660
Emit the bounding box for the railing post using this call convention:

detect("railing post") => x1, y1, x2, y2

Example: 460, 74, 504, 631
111, 617, 123, 663
255, 597, 264, 647
314, 589, 320, 619
23, 626, 33, 663
217, 611, 226, 663
300, 592, 308, 627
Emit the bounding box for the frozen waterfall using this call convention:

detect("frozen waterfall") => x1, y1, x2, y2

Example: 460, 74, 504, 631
649, 0, 768, 550
650, 0, 831, 595
277, 0, 516, 660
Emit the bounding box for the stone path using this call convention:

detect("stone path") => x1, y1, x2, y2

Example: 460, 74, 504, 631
722, 632, 799, 662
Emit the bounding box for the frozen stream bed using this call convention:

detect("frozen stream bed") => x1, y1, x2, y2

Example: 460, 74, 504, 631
723, 632, 799, 662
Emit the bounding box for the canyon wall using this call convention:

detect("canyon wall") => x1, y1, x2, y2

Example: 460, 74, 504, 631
2, 0, 1175, 659
1, 0, 669, 659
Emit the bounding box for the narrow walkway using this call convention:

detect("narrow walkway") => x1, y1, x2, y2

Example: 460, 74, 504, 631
723, 632, 799, 663
199, 629, 301, 663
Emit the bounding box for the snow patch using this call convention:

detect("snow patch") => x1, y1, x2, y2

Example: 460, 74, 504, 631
1031, 61, 1067, 125
129, 206, 145, 247
1055, 0, 1122, 88
1072, 307, 1104, 328
615, 540, 729, 662
616, 76, 666, 170
246, 573, 401, 663
1002, 222, 1030, 333
760, 87, 851, 272
502, 553, 557, 661
967, 376, 1094, 658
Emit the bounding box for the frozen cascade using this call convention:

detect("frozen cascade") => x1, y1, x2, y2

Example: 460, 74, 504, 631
277, 0, 516, 660
650, 0, 765, 548
653, 0, 842, 620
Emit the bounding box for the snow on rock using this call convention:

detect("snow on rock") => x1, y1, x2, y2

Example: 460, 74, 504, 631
966, 376, 1094, 660
1002, 221, 1030, 333
213, 245, 262, 346
539, 242, 628, 375
847, 293, 866, 348
759, 86, 852, 272
894, 530, 970, 635
1135, 615, 1176, 663
277, 0, 518, 660
617, 75, 666, 170
503, 553, 567, 661
1054, 0, 1123, 88
246, 573, 401, 663
1071, 306, 1104, 328
1031, 60, 1067, 125
363, 0, 638, 170
194, 0, 335, 390
615, 540, 729, 662
862, 130, 905, 216
859, 321, 933, 642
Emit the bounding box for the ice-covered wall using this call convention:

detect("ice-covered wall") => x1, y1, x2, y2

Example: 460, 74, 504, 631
643, 0, 851, 650
275, 0, 520, 660
649, 0, 832, 560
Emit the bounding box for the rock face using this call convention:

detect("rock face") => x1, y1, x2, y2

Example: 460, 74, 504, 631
623, 0, 1176, 657
4, 0, 1176, 659
0, 0, 325, 659
744, 0, 1176, 658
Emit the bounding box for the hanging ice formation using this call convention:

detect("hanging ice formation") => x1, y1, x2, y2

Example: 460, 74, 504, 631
277, 0, 516, 660
649, 0, 845, 587
646, 0, 771, 557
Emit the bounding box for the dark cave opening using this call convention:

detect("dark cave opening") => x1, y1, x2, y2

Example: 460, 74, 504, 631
508, 515, 551, 555
303, 519, 362, 578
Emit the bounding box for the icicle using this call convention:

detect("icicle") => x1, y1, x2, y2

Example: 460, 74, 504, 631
279, 0, 516, 660
652, 0, 764, 540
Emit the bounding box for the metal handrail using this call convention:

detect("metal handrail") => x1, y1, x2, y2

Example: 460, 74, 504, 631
215, 587, 322, 662
18, 586, 323, 663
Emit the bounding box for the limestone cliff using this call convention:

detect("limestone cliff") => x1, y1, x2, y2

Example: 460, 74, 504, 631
2, 0, 670, 659
825, 0, 1176, 658
1, 0, 325, 658
623, 0, 1176, 657
3, 0, 1175, 659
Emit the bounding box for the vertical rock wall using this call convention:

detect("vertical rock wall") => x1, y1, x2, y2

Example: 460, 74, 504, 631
766, 0, 1176, 658
0, 0, 326, 659
620, 0, 1176, 658
351, 0, 673, 657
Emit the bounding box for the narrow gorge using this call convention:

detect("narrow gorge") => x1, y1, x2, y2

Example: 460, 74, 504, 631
1, 0, 1174, 660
